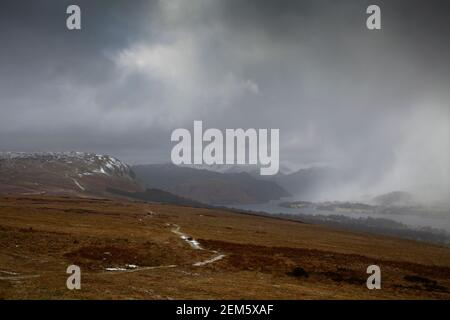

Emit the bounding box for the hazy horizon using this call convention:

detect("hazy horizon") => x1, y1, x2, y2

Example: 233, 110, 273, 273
0, 0, 449, 204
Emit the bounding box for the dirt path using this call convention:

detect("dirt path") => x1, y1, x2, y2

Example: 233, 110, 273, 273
193, 253, 226, 267
170, 223, 226, 267
0, 219, 226, 281
98, 264, 177, 275
100, 222, 226, 274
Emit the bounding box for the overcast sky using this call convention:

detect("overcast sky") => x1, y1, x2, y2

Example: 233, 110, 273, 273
0, 0, 449, 201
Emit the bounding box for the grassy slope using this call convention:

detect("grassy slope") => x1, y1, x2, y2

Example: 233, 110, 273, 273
0, 196, 449, 299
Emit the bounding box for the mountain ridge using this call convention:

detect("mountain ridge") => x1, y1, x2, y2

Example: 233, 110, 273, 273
0, 151, 141, 198
132, 163, 291, 205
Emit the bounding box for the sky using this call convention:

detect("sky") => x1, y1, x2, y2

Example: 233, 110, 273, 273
0, 0, 449, 202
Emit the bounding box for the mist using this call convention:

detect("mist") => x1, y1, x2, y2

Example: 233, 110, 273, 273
0, 0, 448, 205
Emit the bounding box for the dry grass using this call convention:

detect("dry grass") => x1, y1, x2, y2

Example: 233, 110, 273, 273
0, 195, 449, 299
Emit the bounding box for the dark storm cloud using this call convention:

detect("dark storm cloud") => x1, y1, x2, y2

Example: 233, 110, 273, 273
0, 0, 152, 84
0, 0, 448, 201
0, 0, 163, 161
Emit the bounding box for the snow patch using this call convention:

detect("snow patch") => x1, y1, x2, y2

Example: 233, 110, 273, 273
0, 270, 19, 275
72, 179, 85, 191
105, 264, 139, 272
105, 267, 127, 272
171, 225, 203, 250
193, 253, 226, 267
93, 167, 108, 175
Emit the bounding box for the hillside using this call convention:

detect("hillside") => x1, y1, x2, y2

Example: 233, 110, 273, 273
1, 195, 450, 299
0, 152, 142, 198
132, 164, 290, 205
107, 188, 208, 208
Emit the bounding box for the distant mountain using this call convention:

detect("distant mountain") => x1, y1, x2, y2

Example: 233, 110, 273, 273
0, 152, 142, 197
271, 167, 342, 200
180, 163, 295, 175
371, 191, 416, 207
132, 164, 291, 205
107, 188, 208, 208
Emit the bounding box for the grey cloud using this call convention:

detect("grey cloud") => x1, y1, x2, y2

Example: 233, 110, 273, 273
0, 0, 448, 202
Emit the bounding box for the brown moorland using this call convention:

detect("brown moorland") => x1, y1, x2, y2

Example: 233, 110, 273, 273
0, 195, 449, 299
